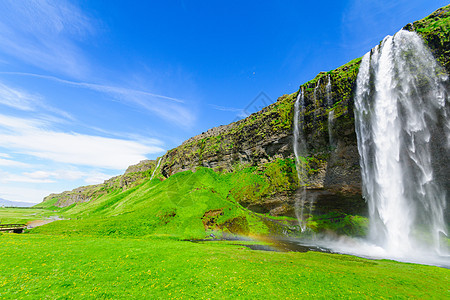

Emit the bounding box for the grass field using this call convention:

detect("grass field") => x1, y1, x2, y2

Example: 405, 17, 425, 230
0, 207, 58, 224
0, 167, 448, 299
0, 233, 448, 299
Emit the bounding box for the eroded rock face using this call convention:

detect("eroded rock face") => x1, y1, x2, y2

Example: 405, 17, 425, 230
43, 160, 158, 207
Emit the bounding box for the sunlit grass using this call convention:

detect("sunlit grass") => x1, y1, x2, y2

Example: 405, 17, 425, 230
0, 207, 57, 225
0, 233, 448, 299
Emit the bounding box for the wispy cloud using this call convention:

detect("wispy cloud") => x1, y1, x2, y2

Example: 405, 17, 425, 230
22, 169, 112, 185
0, 80, 74, 120
209, 104, 249, 119
0, 82, 39, 111
0, 113, 164, 170
0, 0, 197, 127
0, 0, 95, 77
0, 72, 196, 127
0, 158, 31, 168
0, 72, 185, 103
0, 184, 56, 204
209, 104, 244, 112
0, 173, 55, 184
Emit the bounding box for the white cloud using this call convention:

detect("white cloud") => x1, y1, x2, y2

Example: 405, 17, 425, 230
0, 113, 164, 170
84, 172, 113, 185
1, 174, 55, 184
0, 82, 39, 111
209, 104, 250, 119
23, 171, 53, 180
48, 169, 86, 181
0, 158, 30, 167
0, 72, 195, 127
0, 185, 55, 204
21, 169, 112, 185
0, 81, 74, 121
0, 0, 94, 77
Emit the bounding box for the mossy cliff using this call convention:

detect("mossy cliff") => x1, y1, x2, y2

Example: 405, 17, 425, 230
42, 6, 450, 220
42, 160, 159, 207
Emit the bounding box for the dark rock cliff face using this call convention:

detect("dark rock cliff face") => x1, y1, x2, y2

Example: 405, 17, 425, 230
43, 5, 450, 216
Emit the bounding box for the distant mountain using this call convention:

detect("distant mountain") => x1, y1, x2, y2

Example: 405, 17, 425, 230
0, 198, 35, 207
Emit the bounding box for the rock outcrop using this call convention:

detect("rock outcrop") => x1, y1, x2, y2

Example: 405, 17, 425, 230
43, 160, 159, 207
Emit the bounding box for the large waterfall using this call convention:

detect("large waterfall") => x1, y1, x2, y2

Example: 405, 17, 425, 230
354, 30, 450, 264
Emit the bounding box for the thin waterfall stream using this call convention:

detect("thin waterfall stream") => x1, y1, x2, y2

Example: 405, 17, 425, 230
293, 88, 308, 232
150, 158, 162, 180
326, 74, 335, 148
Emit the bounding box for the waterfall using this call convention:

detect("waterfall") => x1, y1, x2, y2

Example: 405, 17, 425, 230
313, 79, 321, 124
293, 88, 308, 232
326, 74, 335, 147
354, 30, 450, 258
150, 158, 162, 180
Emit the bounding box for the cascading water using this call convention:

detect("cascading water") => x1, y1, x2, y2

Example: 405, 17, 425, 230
293, 88, 308, 232
150, 158, 162, 180
354, 29, 450, 264
326, 74, 335, 147
313, 79, 321, 124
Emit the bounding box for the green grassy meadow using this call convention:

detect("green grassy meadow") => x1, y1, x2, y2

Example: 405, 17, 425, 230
1, 233, 448, 299
0, 167, 448, 298
0, 207, 57, 224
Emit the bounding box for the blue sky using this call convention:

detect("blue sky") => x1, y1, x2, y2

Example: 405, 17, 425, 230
0, 0, 447, 204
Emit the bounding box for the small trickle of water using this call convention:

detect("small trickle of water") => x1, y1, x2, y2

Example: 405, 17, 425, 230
150, 158, 162, 180
293, 88, 309, 232
313, 78, 321, 124
326, 74, 335, 147
354, 29, 450, 262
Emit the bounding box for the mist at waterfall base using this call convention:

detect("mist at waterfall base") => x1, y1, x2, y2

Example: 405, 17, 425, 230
293, 30, 450, 267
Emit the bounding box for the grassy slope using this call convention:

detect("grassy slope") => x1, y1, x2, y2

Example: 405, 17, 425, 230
34, 164, 366, 238
0, 234, 448, 299
33, 168, 284, 239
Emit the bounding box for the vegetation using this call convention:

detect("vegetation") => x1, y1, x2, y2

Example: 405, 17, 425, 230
31, 169, 256, 238
35, 164, 364, 238
0, 207, 55, 224
307, 212, 368, 237
0, 233, 448, 299
410, 4, 450, 70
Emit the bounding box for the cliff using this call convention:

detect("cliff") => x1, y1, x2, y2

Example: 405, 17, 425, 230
41, 5, 450, 218
42, 160, 159, 207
